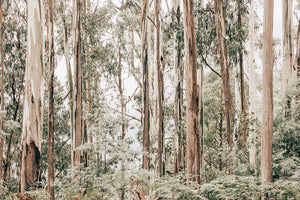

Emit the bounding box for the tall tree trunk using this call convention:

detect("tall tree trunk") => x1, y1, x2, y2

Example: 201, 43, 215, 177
73, 0, 82, 167
249, 0, 256, 166
199, 0, 205, 178
19, 0, 44, 192
282, 0, 293, 116
237, 0, 247, 151
0, 0, 4, 182
282, 0, 293, 92
156, 0, 163, 177
261, 0, 274, 186
60, 1, 74, 166
3, 78, 23, 183
173, 0, 184, 175
47, 0, 55, 198
141, 0, 150, 170
183, 0, 200, 183
214, 0, 233, 151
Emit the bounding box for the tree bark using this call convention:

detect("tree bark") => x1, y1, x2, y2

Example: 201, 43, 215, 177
173, 0, 184, 175
0, 0, 4, 182
47, 0, 55, 198
249, 0, 256, 166
282, 0, 293, 94
282, 0, 293, 117
261, 0, 274, 186
214, 0, 233, 151
155, 0, 163, 177
237, 1, 247, 151
141, 0, 150, 170
73, 0, 82, 167
19, 0, 44, 192
183, 0, 199, 183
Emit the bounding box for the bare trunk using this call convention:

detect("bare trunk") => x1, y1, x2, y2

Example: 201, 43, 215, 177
0, 0, 4, 182
249, 0, 256, 166
173, 0, 184, 175
282, 0, 293, 117
156, 0, 163, 177
60, 2, 74, 166
237, 1, 247, 151
198, 0, 205, 178
141, 0, 150, 170
214, 0, 233, 151
73, 0, 82, 167
261, 0, 274, 186
47, 0, 55, 198
282, 0, 293, 94
3, 83, 23, 182
20, 0, 44, 192
183, 0, 199, 183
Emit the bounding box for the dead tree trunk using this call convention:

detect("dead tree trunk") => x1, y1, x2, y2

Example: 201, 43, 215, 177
19, 0, 44, 192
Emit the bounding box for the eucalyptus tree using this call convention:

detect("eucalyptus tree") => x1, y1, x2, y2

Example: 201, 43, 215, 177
0, 0, 4, 182
73, 0, 82, 167
156, 0, 164, 177
19, 0, 44, 192
249, 0, 256, 166
173, 0, 184, 175
183, 0, 200, 183
261, 0, 274, 186
282, 0, 293, 104
141, 0, 150, 170
47, 0, 55, 197
214, 0, 233, 152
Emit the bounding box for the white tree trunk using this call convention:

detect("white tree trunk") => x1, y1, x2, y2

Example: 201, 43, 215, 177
20, 0, 44, 193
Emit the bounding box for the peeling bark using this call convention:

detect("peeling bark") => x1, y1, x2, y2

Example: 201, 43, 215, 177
19, 0, 44, 192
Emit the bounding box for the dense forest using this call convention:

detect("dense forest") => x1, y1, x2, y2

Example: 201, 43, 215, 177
0, 0, 299, 199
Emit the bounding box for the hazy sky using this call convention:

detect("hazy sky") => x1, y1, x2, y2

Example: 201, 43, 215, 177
55, 0, 298, 86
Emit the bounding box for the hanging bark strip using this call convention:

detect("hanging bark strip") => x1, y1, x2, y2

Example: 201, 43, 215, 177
261, 0, 274, 186
19, 0, 44, 193
214, 0, 233, 151
47, 0, 55, 198
141, 0, 150, 170
183, 0, 200, 183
